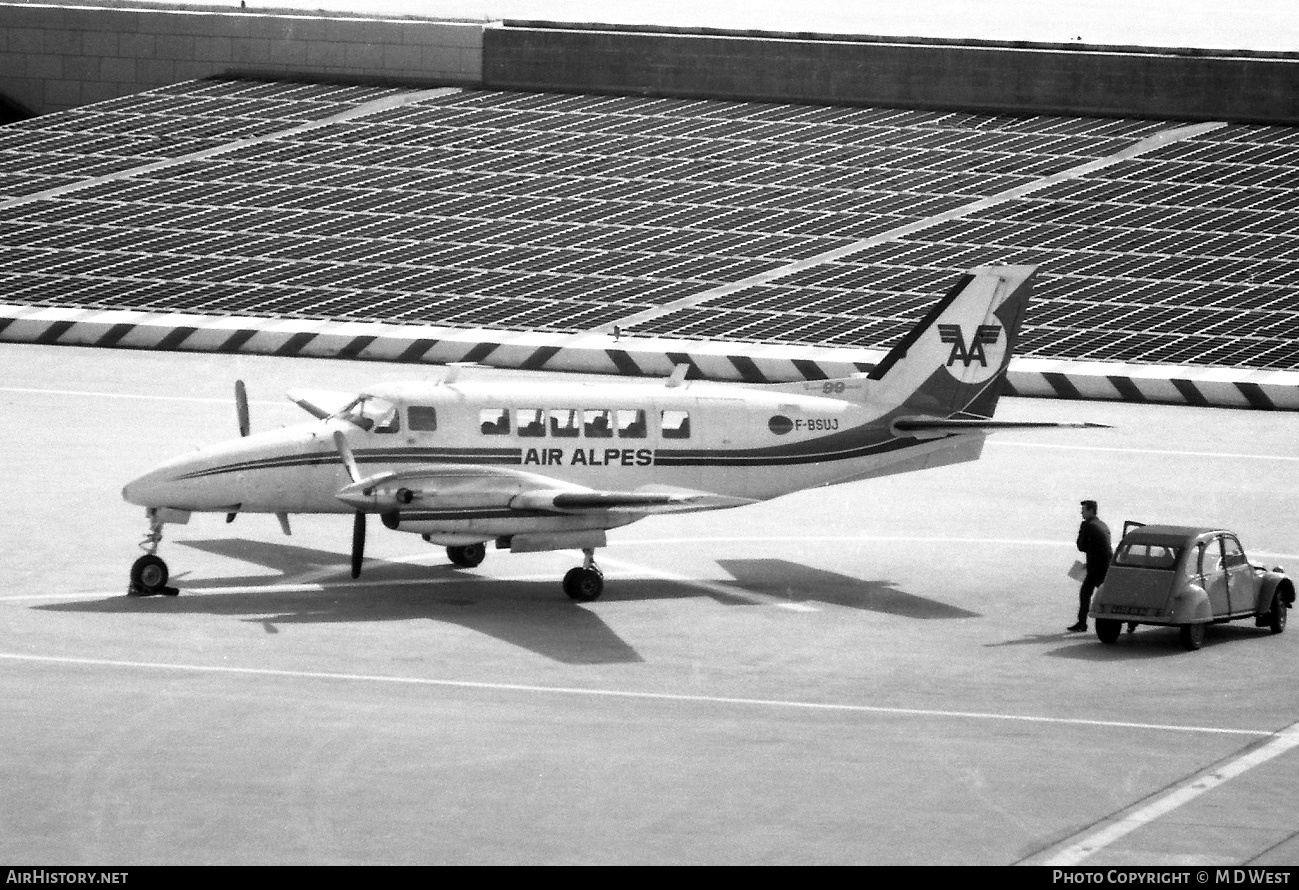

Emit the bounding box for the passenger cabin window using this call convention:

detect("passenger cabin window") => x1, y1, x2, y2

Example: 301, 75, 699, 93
661, 409, 691, 439
408, 406, 438, 432
584, 409, 613, 438
339, 396, 400, 434
1222, 537, 1247, 568
617, 409, 647, 439
550, 409, 580, 438
517, 408, 545, 438
480, 408, 509, 435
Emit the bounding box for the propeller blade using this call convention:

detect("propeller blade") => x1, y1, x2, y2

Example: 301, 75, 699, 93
333, 430, 361, 483
351, 511, 366, 579
235, 379, 250, 437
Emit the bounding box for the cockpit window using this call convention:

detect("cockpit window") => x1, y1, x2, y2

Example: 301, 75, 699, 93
337, 396, 400, 434
408, 406, 438, 432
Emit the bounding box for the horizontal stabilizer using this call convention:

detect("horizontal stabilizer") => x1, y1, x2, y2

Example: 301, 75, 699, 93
893, 416, 1111, 440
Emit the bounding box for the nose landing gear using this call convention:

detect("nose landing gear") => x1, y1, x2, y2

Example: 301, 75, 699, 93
129, 512, 178, 597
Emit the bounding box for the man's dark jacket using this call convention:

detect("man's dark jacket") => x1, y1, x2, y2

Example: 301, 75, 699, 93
1077, 517, 1113, 582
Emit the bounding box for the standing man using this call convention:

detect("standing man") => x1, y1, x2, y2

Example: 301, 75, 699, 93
1070, 499, 1112, 632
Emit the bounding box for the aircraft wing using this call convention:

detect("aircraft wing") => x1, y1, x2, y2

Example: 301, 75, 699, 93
333, 460, 752, 515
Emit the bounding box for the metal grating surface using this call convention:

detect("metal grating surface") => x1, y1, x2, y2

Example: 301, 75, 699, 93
0, 78, 1295, 371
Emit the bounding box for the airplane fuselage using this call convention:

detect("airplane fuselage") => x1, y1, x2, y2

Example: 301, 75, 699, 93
124, 375, 982, 528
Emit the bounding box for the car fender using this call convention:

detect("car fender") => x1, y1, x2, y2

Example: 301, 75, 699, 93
1168, 583, 1212, 624
1258, 573, 1295, 614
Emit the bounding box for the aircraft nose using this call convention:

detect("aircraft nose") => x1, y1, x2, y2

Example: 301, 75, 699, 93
122, 469, 163, 506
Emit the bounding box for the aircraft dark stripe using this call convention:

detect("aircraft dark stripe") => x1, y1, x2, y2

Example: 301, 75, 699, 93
655, 437, 916, 467
868, 272, 974, 380
395, 508, 552, 521
175, 448, 524, 480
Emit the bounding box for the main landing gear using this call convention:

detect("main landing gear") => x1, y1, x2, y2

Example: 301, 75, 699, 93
562, 549, 604, 602
128, 514, 178, 597
442, 541, 606, 601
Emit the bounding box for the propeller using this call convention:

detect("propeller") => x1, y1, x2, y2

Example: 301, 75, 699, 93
235, 379, 250, 437
351, 511, 366, 579
333, 430, 366, 578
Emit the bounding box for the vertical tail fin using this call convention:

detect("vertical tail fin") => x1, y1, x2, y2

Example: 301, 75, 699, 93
869, 265, 1036, 419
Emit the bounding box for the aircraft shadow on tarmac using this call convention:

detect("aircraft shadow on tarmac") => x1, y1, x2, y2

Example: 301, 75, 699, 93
713, 559, 979, 618
40, 541, 975, 663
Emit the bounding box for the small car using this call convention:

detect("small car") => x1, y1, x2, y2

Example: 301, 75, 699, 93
1090, 523, 1293, 650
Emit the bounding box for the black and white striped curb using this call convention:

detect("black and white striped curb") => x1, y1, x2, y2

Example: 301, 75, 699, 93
2, 304, 1295, 411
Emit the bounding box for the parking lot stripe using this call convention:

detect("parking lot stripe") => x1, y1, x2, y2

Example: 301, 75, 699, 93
1042, 721, 1299, 865
0, 651, 1274, 740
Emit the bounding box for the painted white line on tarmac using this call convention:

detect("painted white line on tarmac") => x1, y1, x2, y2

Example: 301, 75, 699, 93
990, 440, 1299, 463
0, 385, 282, 405
1044, 720, 1299, 865
598, 554, 819, 611
0, 651, 1274, 739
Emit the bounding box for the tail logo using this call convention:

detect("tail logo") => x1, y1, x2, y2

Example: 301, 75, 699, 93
939, 324, 1001, 369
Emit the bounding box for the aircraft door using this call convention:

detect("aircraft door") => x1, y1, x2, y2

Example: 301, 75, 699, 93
1197, 536, 1230, 618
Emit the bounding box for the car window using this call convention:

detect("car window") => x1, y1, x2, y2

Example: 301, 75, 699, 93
1222, 536, 1247, 568
1114, 542, 1180, 569
1199, 539, 1224, 575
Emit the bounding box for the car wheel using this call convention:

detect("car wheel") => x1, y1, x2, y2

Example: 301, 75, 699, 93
1095, 619, 1121, 644
1268, 593, 1287, 634
1179, 622, 1206, 651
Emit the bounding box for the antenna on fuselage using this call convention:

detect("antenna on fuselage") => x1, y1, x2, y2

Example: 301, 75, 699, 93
665, 363, 690, 388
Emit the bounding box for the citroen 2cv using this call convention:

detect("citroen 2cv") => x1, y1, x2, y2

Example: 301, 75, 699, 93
1089, 524, 1293, 650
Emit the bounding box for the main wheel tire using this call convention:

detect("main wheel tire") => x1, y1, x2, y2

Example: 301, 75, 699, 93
1268, 593, 1287, 634
1179, 622, 1206, 651
563, 567, 604, 602
129, 554, 168, 595
1095, 619, 1121, 644
447, 543, 486, 568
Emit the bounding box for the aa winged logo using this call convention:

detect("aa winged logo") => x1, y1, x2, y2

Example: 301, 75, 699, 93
939, 324, 1002, 368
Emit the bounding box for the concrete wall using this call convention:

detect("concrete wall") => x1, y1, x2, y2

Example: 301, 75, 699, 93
484, 23, 1299, 125
0, 3, 481, 115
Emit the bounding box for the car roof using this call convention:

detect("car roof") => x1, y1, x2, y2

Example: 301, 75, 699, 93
1122, 524, 1227, 545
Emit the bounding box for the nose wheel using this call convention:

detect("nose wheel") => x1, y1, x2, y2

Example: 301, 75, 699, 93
562, 548, 604, 602
129, 513, 178, 596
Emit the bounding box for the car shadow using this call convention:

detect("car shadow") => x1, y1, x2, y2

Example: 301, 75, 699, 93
1024, 623, 1277, 660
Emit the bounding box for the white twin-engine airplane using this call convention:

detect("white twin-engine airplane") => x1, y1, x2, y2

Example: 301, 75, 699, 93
122, 264, 1103, 601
